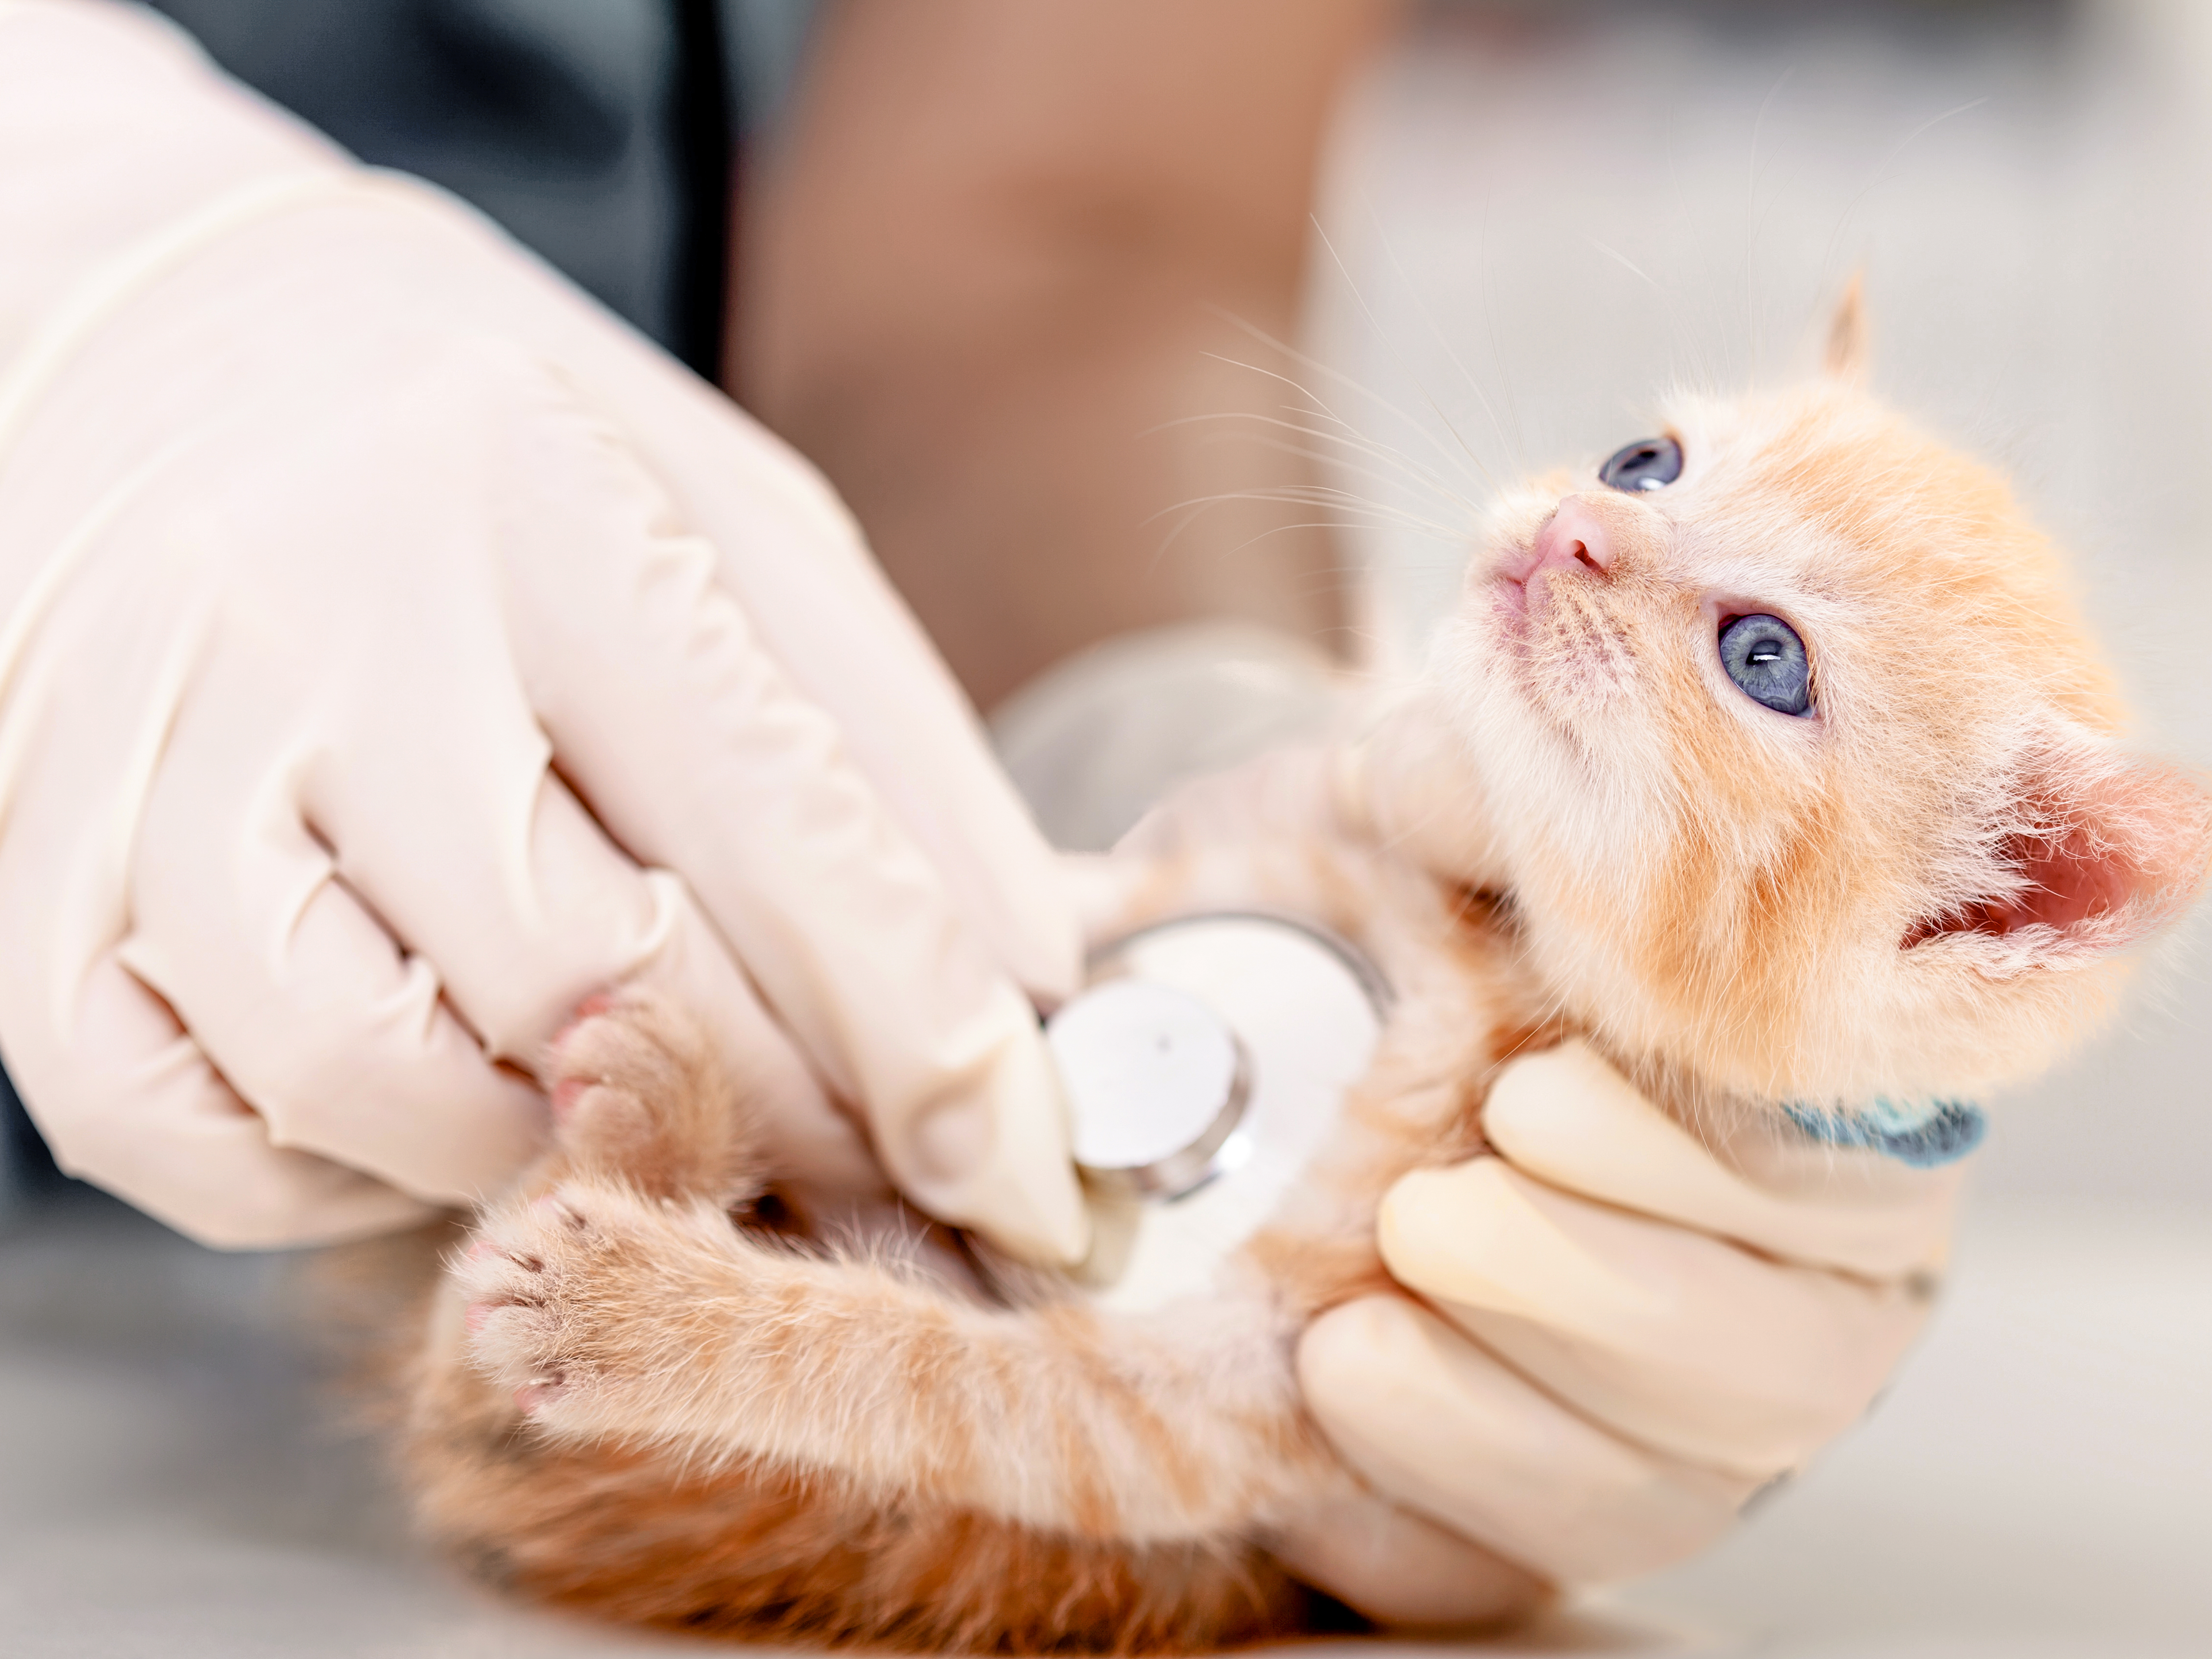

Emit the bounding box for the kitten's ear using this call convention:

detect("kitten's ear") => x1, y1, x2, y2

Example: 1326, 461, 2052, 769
1824, 273, 1868, 381
1909, 732, 2212, 975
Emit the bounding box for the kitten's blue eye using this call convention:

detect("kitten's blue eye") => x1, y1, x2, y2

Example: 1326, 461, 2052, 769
1599, 436, 1683, 492
1718, 613, 1812, 716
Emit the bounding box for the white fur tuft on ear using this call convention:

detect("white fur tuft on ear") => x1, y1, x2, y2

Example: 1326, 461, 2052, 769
1824, 273, 1868, 381
1907, 731, 2212, 975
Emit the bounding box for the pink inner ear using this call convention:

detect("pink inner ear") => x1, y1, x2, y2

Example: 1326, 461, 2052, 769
1903, 750, 2212, 957
1905, 823, 2142, 947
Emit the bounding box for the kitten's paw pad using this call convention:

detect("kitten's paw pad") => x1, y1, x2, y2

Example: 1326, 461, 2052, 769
453, 1190, 635, 1421
546, 990, 758, 1202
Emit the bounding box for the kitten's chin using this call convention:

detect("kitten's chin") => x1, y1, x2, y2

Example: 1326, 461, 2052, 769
1488, 569, 1532, 629
1440, 590, 1525, 690
1352, 682, 1512, 891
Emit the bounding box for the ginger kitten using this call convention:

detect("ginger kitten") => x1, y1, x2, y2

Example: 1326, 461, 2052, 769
398, 297, 2212, 1649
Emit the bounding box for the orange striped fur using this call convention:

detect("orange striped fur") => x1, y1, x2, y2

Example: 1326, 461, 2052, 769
395, 304, 2210, 1649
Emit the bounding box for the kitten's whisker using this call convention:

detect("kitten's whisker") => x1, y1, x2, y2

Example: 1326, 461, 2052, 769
1165, 516, 1462, 573
1163, 404, 1483, 518
1816, 95, 1990, 328
1147, 479, 1456, 526
1147, 481, 1472, 547
1472, 190, 1529, 469
1742, 64, 1799, 378
1144, 502, 1454, 584
1366, 792, 1456, 860
1141, 491, 1468, 542
1311, 220, 1503, 500
1193, 435, 1475, 529
1199, 310, 1461, 440
1237, 397, 1481, 494
1184, 359, 1496, 523
1586, 237, 1656, 289
1364, 200, 1521, 475
1145, 495, 1230, 566
1203, 302, 1505, 498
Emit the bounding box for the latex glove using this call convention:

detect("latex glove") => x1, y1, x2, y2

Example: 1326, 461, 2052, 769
1289, 1041, 1964, 1619
0, 0, 1087, 1261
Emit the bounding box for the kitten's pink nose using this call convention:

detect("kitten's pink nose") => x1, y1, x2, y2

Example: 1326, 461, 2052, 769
1523, 497, 1616, 582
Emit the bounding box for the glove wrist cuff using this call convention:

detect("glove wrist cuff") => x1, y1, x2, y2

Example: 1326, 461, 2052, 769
0, 1, 347, 391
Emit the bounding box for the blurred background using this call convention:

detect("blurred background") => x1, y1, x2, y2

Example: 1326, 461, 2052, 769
3, 2, 2207, 1655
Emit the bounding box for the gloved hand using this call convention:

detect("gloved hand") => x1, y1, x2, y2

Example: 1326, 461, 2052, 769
0, 0, 1087, 1261
1285, 1040, 1965, 1623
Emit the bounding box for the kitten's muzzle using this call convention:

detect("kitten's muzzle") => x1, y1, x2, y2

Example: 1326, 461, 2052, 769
1516, 496, 1617, 584
1497, 495, 1616, 623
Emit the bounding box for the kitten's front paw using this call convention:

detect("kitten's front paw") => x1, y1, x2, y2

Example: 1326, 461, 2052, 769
547, 988, 761, 1204
454, 1184, 656, 1427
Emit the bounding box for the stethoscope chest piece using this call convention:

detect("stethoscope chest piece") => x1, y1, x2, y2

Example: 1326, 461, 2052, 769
1048, 978, 1251, 1200
1045, 913, 1387, 1310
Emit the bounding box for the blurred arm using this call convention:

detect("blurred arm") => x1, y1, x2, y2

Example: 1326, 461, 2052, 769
736, 0, 1401, 710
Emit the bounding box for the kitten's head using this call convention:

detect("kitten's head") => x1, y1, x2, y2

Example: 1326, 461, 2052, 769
1440, 292, 2212, 1107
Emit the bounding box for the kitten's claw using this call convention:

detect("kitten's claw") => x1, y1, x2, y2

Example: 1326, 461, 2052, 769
514, 1375, 566, 1415
451, 1182, 639, 1429
446, 988, 775, 1440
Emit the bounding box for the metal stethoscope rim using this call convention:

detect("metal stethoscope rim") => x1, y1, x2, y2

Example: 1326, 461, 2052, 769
1058, 910, 1392, 1203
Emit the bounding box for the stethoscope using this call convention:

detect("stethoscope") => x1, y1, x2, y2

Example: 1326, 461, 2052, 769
1045, 913, 1387, 1311
1045, 911, 1982, 1312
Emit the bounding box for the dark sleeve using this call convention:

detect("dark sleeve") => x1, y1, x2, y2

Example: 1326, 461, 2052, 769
136, 0, 735, 378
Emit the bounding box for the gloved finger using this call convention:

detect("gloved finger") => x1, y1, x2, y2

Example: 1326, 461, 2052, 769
119, 819, 549, 1208
55, 387, 875, 1205
472, 355, 1087, 1264
86, 498, 540, 1203
300, 743, 878, 1197
1379, 1158, 1929, 1477
124, 739, 874, 1204
1268, 1484, 1547, 1629
0, 676, 435, 1244
533, 280, 1084, 1004
1298, 1296, 1758, 1585
28, 147, 1077, 1021
7, 947, 432, 1249
257, 174, 1084, 1005
0, 437, 419, 1245
1054, 851, 1134, 944
1482, 1041, 1963, 1278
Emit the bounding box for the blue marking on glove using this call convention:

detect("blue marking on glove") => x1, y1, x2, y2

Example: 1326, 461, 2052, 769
1781, 1098, 1987, 1168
